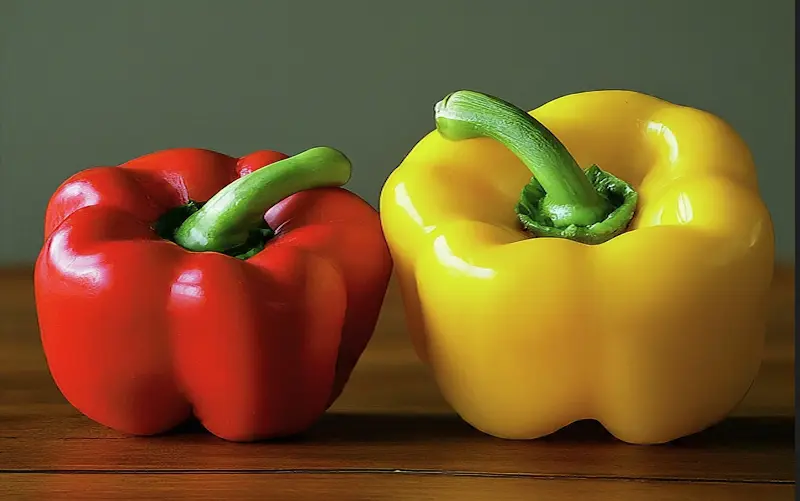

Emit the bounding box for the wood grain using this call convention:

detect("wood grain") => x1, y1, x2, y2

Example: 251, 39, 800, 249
0, 413, 794, 481
0, 264, 795, 498
3, 474, 795, 501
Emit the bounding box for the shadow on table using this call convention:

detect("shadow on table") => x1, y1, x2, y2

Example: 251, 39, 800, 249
9, 413, 792, 481
168, 413, 794, 449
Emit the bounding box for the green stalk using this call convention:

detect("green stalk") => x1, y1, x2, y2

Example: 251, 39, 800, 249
174, 146, 351, 254
434, 90, 637, 244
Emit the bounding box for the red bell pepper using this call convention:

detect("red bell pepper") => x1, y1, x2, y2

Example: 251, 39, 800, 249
34, 146, 393, 441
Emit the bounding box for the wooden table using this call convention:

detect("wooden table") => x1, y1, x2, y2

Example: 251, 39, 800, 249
1, 266, 795, 500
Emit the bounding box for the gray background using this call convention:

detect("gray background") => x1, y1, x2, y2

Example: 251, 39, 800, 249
1, 0, 794, 264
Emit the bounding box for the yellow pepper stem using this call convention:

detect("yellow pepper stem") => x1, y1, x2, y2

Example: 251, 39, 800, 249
434, 90, 638, 244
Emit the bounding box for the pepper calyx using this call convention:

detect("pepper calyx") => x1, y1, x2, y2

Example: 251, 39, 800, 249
515, 165, 638, 245
153, 200, 275, 260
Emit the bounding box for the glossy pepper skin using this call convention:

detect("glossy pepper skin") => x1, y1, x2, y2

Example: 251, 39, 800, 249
379, 90, 775, 444
35, 147, 392, 442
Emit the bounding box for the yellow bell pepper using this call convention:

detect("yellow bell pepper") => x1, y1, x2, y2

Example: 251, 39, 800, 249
379, 90, 775, 444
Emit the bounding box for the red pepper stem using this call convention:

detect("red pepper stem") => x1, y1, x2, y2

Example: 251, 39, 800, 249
174, 146, 351, 253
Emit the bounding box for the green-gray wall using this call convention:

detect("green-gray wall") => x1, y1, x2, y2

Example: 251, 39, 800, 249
1, 0, 794, 264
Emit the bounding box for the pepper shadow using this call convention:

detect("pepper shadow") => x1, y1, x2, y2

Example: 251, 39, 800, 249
156, 413, 793, 449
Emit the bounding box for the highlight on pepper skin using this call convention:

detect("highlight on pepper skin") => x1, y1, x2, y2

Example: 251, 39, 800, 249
34, 146, 393, 442
379, 89, 775, 445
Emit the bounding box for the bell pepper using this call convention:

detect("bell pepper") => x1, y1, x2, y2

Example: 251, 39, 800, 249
35, 146, 393, 442
379, 90, 775, 444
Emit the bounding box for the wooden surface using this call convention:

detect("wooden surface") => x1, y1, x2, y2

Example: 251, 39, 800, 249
0, 265, 795, 500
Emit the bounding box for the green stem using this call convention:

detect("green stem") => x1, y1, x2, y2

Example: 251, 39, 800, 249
434, 90, 612, 228
174, 146, 351, 253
